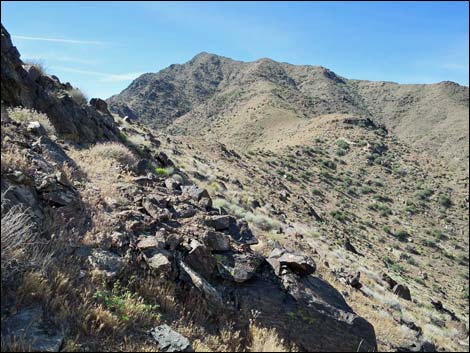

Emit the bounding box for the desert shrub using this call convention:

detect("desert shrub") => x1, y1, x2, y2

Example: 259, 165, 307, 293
248, 213, 281, 231
430, 228, 445, 240
88, 142, 137, 168
248, 323, 288, 352
330, 210, 347, 222
373, 194, 393, 203
68, 87, 88, 105
1, 194, 50, 285
360, 185, 375, 194
438, 194, 452, 208
415, 188, 433, 201
311, 188, 323, 196
337, 139, 350, 150
422, 239, 437, 248
7, 107, 56, 135
93, 281, 160, 323
24, 59, 47, 75
394, 229, 409, 242
321, 159, 337, 170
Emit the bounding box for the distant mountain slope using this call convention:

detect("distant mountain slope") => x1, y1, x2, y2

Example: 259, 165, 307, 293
107, 53, 469, 171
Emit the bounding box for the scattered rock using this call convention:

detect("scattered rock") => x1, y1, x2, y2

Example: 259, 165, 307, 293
344, 238, 360, 255
393, 284, 412, 301
165, 177, 181, 192
142, 194, 169, 219
204, 215, 232, 231
216, 252, 264, 283
227, 218, 258, 245
382, 272, 398, 290
27, 121, 46, 136
267, 248, 316, 276
88, 249, 126, 279
185, 240, 217, 278
178, 260, 223, 307
396, 339, 436, 352
149, 324, 193, 352
202, 230, 231, 251
146, 251, 172, 274
134, 159, 151, 175
182, 184, 211, 203
347, 272, 362, 289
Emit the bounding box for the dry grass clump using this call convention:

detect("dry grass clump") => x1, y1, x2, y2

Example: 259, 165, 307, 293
248, 323, 289, 352
6, 106, 56, 135
67, 143, 136, 206
84, 142, 137, 168
1, 193, 51, 286
67, 87, 88, 105
24, 59, 47, 75
0, 145, 31, 173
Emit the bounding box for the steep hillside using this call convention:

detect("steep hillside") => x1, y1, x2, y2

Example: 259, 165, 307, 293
121, 113, 469, 352
106, 51, 470, 352
2, 24, 384, 353
107, 53, 469, 172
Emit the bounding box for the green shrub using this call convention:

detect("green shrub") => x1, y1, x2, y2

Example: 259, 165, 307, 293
321, 159, 337, 171
337, 139, 350, 150
93, 281, 159, 322
360, 185, 375, 194
415, 188, 433, 201
438, 195, 452, 208
394, 229, 409, 242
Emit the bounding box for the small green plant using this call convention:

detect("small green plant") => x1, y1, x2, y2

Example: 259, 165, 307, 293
438, 194, 452, 208
93, 281, 159, 322
153, 167, 173, 176
330, 210, 347, 222
415, 188, 433, 201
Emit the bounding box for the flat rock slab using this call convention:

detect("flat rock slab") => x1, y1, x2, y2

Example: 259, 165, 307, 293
267, 248, 316, 276
2, 307, 63, 352
149, 324, 194, 352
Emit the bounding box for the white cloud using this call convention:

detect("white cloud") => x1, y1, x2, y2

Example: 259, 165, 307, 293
12, 35, 109, 45
101, 72, 144, 82
51, 66, 142, 82
22, 53, 98, 65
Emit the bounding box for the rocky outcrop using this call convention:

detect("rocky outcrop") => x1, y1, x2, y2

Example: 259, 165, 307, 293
149, 324, 194, 352
1, 24, 120, 143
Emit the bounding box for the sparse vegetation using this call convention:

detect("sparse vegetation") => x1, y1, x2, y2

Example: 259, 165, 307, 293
7, 107, 56, 135
68, 87, 88, 105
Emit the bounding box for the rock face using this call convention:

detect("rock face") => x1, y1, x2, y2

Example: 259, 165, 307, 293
149, 324, 194, 352
1, 24, 120, 143
2, 307, 64, 352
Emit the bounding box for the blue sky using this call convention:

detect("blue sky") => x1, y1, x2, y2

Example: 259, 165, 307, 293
2, 1, 468, 99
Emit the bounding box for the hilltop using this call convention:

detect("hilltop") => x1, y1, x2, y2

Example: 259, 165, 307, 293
107, 52, 469, 173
